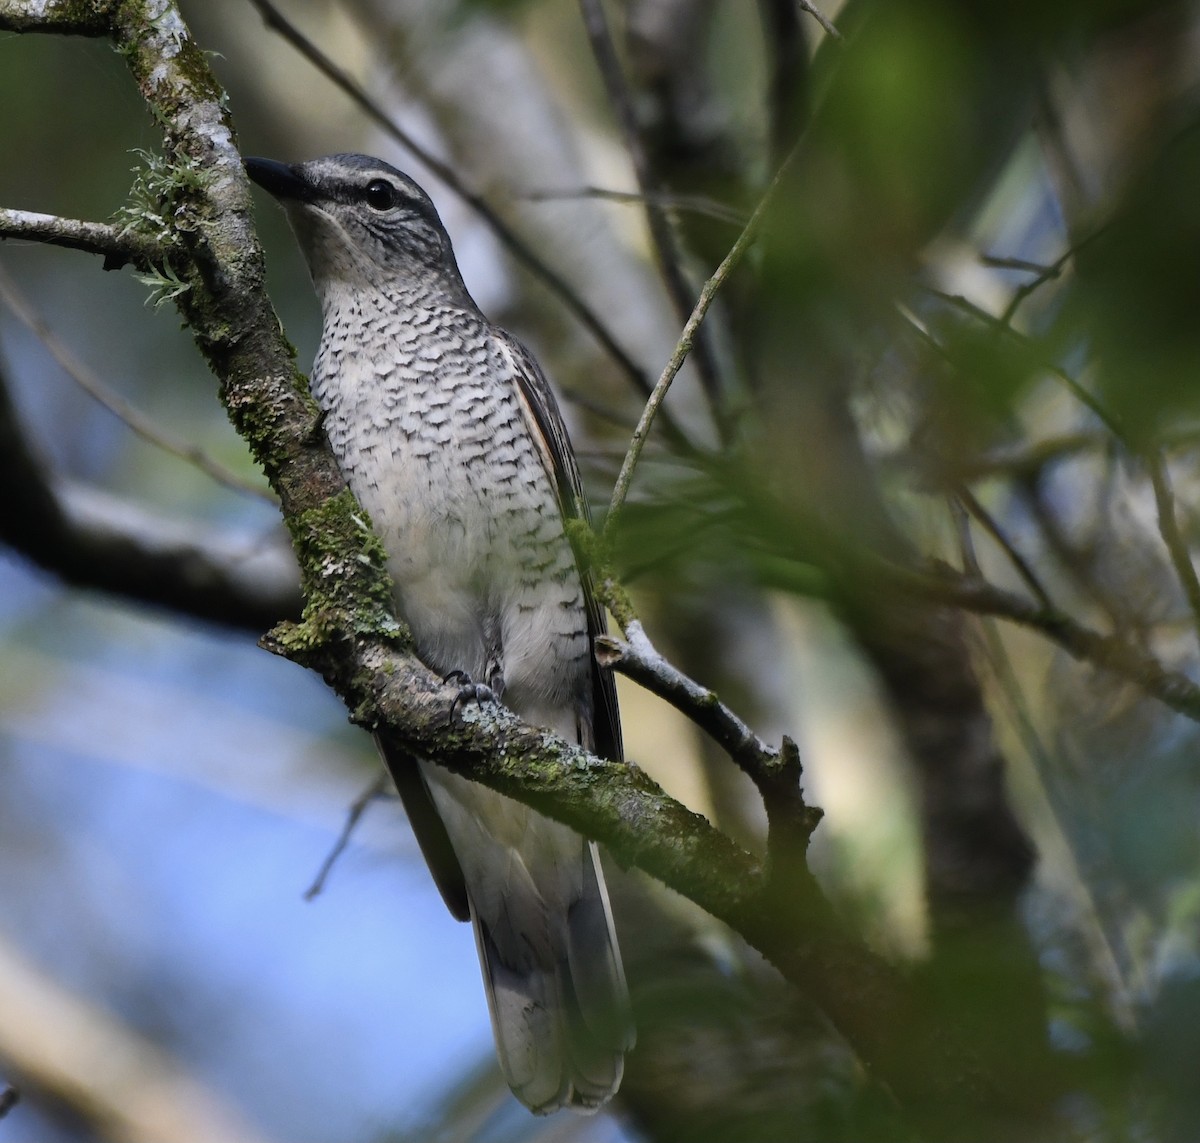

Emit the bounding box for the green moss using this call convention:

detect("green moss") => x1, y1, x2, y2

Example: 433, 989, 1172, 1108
564, 516, 602, 566
286, 489, 408, 641
263, 496, 410, 671
115, 146, 203, 244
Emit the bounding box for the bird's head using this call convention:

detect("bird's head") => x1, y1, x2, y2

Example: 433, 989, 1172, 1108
245, 153, 469, 305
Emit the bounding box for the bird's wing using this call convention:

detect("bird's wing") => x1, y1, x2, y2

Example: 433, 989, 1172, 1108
490, 330, 623, 763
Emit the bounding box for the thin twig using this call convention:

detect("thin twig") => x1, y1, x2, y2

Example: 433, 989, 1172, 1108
244, 0, 670, 427
304, 773, 390, 900
596, 621, 779, 783
972, 606, 1140, 1032
882, 563, 1200, 722
995, 250, 1069, 327
1146, 451, 1200, 649
525, 185, 748, 226
761, 542, 1200, 721
1019, 471, 1137, 640
0, 264, 271, 500
605, 148, 794, 537
0, 207, 159, 269
980, 255, 1057, 275
577, 0, 729, 440
796, 0, 843, 41
957, 485, 1054, 609
595, 621, 820, 872
950, 493, 981, 576
990, 230, 1105, 328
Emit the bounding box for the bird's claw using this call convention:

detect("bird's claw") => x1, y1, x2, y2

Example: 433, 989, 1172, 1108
444, 670, 499, 725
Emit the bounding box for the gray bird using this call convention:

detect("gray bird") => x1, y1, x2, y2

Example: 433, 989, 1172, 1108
245, 153, 633, 1114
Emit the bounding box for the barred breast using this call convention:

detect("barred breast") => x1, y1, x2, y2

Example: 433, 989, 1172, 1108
311, 288, 591, 738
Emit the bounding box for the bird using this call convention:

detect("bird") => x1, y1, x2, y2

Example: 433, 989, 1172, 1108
245, 153, 633, 1114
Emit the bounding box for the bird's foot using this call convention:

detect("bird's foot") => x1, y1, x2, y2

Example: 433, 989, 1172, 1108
444, 670, 499, 725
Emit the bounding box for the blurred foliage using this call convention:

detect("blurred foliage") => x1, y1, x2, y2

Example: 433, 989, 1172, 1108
1063, 123, 1200, 441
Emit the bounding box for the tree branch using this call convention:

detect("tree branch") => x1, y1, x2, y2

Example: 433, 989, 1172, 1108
596, 620, 786, 787
796, 0, 843, 42
524, 184, 747, 225
752, 498, 1200, 723
595, 619, 819, 887
0, 208, 159, 270
0, 0, 108, 35
900, 284, 1200, 709
265, 619, 1015, 1130
955, 484, 1054, 609
0, 354, 300, 631
885, 561, 1200, 721
898, 431, 1104, 484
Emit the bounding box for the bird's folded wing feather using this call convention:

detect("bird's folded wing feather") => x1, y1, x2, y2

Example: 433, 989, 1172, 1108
491, 331, 623, 764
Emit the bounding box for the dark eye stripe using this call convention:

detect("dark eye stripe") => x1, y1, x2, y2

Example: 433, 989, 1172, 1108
325, 171, 444, 237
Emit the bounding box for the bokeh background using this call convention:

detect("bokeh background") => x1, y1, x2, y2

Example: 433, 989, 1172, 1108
4, 1, 1200, 1140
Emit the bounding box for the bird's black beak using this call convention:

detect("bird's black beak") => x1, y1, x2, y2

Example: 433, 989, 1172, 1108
244, 156, 316, 203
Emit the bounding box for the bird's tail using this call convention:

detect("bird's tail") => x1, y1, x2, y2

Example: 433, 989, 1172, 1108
422, 765, 634, 1114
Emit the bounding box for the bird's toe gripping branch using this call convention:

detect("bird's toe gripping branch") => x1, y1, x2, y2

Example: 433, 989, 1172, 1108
443, 669, 501, 726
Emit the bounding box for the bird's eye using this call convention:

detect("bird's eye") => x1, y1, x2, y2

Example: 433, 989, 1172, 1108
364, 179, 397, 211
